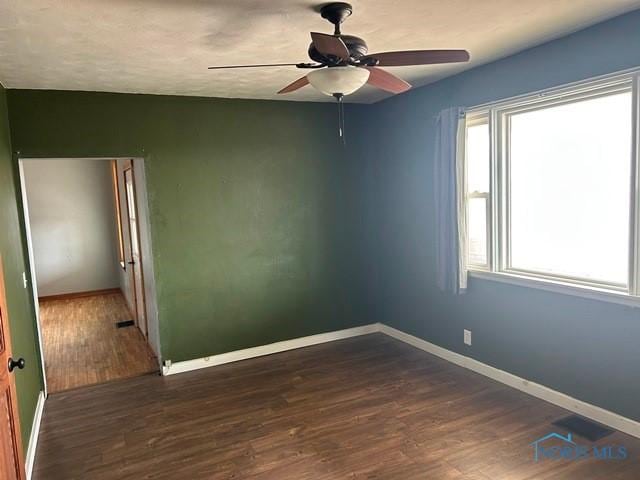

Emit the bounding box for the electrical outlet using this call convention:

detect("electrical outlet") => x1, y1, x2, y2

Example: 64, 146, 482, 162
464, 329, 472, 346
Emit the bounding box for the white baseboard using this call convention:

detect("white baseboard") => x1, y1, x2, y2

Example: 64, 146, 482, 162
161, 322, 640, 439
378, 324, 640, 439
162, 324, 379, 375
25, 390, 45, 480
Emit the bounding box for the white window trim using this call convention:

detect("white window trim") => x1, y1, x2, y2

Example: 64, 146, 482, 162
465, 114, 492, 270
464, 68, 640, 305
469, 270, 640, 308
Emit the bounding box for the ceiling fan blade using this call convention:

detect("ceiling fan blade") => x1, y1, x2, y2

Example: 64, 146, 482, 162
208, 63, 301, 70
365, 67, 411, 94
277, 75, 310, 94
363, 50, 470, 67
310, 32, 350, 60
209, 63, 323, 70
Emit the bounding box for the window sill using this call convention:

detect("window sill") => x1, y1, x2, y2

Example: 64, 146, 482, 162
468, 270, 640, 308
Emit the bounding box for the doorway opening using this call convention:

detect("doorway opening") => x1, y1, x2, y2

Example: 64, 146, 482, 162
19, 158, 160, 394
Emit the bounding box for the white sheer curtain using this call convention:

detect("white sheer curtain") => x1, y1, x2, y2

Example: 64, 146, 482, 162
434, 106, 467, 294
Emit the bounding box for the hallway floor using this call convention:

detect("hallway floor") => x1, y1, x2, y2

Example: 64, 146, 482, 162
39, 292, 158, 393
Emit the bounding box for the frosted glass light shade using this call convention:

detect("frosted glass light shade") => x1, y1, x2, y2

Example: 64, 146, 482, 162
307, 66, 370, 96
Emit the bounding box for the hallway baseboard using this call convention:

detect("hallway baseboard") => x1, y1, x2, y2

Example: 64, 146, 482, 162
25, 390, 45, 480
38, 288, 120, 302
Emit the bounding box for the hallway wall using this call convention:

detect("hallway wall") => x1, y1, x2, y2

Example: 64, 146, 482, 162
22, 158, 121, 297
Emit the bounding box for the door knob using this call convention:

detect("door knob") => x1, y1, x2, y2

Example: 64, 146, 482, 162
8, 357, 25, 373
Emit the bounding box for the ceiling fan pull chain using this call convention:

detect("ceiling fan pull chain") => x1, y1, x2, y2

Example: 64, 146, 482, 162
334, 93, 346, 144
340, 96, 345, 144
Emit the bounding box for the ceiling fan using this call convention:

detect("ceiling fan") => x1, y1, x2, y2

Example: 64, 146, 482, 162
208, 2, 470, 138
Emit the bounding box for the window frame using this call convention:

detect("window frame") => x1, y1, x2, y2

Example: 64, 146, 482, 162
464, 114, 492, 270
464, 71, 640, 300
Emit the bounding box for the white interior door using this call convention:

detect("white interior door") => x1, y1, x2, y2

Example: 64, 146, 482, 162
124, 167, 147, 338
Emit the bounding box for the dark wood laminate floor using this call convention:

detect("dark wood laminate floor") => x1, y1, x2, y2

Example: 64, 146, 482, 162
33, 334, 640, 479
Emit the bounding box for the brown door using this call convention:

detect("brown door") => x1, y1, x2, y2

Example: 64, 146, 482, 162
124, 165, 147, 339
0, 255, 26, 480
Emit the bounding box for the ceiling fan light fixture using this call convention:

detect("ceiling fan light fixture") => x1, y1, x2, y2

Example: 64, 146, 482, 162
307, 66, 369, 96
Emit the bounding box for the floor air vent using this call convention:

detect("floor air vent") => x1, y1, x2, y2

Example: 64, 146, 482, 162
552, 415, 614, 442
115, 320, 135, 328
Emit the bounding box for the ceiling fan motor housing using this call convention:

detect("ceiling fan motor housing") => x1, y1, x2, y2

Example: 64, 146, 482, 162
320, 2, 353, 27
308, 35, 368, 64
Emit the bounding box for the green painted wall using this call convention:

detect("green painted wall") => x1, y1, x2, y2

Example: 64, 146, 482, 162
7, 90, 367, 363
0, 83, 43, 447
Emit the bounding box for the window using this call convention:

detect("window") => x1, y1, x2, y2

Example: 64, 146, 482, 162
466, 118, 490, 268
464, 74, 639, 298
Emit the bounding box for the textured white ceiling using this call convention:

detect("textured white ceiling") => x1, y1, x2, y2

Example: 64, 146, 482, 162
0, 0, 639, 103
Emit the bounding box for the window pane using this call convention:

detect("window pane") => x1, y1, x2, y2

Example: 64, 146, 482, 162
467, 123, 490, 193
508, 91, 632, 285
468, 197, 488, 266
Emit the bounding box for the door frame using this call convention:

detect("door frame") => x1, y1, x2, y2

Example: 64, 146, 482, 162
122, 161, 148, 338
17, 157, 162, 393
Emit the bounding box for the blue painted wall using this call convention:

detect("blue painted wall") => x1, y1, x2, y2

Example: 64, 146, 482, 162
350, 10, 640, 421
